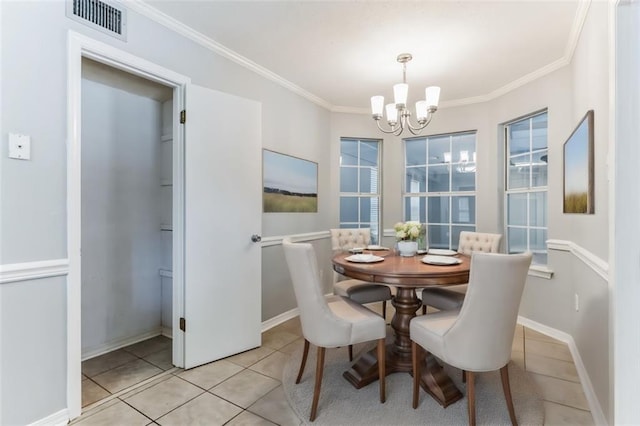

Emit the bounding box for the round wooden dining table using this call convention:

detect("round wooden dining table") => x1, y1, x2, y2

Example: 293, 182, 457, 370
332, 250, 471, 408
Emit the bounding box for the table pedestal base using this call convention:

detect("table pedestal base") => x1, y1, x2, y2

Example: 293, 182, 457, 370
342, 345, 463, 408
343, 287, 463, 408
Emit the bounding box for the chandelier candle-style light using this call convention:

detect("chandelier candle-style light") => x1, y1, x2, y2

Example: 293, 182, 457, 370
371, 53, 440, 136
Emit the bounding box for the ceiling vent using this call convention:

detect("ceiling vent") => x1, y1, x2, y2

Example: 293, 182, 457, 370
66, 0, 127, 41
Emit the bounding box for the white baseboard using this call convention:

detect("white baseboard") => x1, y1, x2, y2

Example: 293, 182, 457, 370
259, 292, 340, 332
81, 328, 163, 361
261, 307, 300, 332
518, 316, 606, 425
28, 408, 68, 426
161, 326, 173, 338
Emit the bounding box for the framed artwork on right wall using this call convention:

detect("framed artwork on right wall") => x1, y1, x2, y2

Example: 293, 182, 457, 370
563, 110, 595, 214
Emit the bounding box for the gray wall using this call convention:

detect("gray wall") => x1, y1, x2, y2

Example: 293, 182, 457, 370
2, 4, 72, 424
80, 77, 163, 356
0, 277, 68, 425
262, 238, 333, 321
0, 2, 330, 424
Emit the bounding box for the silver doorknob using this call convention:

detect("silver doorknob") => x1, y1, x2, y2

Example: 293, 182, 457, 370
251, 234, 262, 243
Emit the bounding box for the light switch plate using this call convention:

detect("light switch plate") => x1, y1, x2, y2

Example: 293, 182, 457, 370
8, 133, 31, 160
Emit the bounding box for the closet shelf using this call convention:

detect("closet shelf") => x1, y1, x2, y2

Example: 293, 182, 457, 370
159, 269, 173, 278
160, 224, 173, 231
160, 179, 173, 187
160, 134, 173, 143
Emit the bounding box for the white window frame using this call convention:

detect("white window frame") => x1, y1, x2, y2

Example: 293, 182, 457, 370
339, 138, 382, 244
504, 110, 549, 265
402, 132, 477, 250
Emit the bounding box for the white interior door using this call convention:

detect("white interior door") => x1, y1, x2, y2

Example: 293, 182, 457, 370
183, 84, 262, 369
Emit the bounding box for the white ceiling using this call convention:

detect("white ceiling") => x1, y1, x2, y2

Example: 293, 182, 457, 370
141, 0, 585, 111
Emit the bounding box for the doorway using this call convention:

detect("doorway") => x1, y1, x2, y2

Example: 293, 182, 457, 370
67, 30, 263, 421
79, 57, 176, 408
67, 31, 190, 419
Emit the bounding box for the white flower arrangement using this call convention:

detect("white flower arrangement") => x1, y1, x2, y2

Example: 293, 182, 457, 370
394, 221, 422, 242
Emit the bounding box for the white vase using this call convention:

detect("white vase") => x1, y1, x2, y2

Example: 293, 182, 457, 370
397, 240, 418, 257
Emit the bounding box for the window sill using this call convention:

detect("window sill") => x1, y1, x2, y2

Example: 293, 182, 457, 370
528, 264, 554, 280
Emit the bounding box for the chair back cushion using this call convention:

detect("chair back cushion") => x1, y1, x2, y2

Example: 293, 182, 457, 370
444, 252, 532, 371
282, 238, 351, 345
330, 228, 371, 251
457, 231, 502, 255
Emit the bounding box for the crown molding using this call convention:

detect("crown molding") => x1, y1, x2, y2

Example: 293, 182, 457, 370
126, 0, 333, 110
130, 0, 591, 113
565, 0, 592, 60
332, 45, 574, 112
334, 0, 591, 112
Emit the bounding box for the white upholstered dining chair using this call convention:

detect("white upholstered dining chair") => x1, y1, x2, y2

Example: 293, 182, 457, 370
331, 228, 393, 320
410, 251, 532, 426
421, 231, 502, 314
282, 238, 387, 422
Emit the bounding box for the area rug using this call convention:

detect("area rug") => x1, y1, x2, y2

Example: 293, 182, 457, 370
282, 343, 544, 425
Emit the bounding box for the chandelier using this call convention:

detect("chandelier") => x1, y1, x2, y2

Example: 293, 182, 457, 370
370, 53, 440, 136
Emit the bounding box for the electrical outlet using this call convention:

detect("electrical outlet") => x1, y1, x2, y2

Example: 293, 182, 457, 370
574, 293, 580, 312
8, 133, 31, 160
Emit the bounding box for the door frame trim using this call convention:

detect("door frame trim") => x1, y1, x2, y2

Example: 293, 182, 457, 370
66, 30, 190, 420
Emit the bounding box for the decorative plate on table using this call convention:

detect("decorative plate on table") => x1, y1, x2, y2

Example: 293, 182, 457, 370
345, 254, 385, 263
427, 248, 458, 256
366, 245, 390, 251
421, 255, 462, 266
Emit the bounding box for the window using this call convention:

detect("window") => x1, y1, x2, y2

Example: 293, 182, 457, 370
339, 138, 381, 243
403, 132, 476, 250
504, 111, 548, 265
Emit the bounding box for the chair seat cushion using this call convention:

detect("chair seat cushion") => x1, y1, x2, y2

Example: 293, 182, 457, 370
409, 310, 459, 360
328, 297, 386, 345
421, 285, 467, 311
334, 280, 392, 305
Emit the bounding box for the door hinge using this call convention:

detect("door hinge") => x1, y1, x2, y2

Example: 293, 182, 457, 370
179, 317, 186, 332
180, 110, 186, 124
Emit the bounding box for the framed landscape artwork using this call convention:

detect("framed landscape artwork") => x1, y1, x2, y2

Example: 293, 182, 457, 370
263, 149, 318, 213
563, 110, 594, 214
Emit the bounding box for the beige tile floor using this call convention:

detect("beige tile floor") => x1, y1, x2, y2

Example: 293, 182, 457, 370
75, 304, 594, 425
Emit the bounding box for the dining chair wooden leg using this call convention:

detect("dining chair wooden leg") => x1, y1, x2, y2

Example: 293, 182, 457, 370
377, 338, 386, 403
348, 345, 353, 361
462, 369, 467, 383
467, 371, 476, 426
310, 346, 326, 422
412, 341, 420, 409
296, 339, 310, 384
500, 365, 518, 426
382, 300, 387, 320
422, 305, 427, 315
